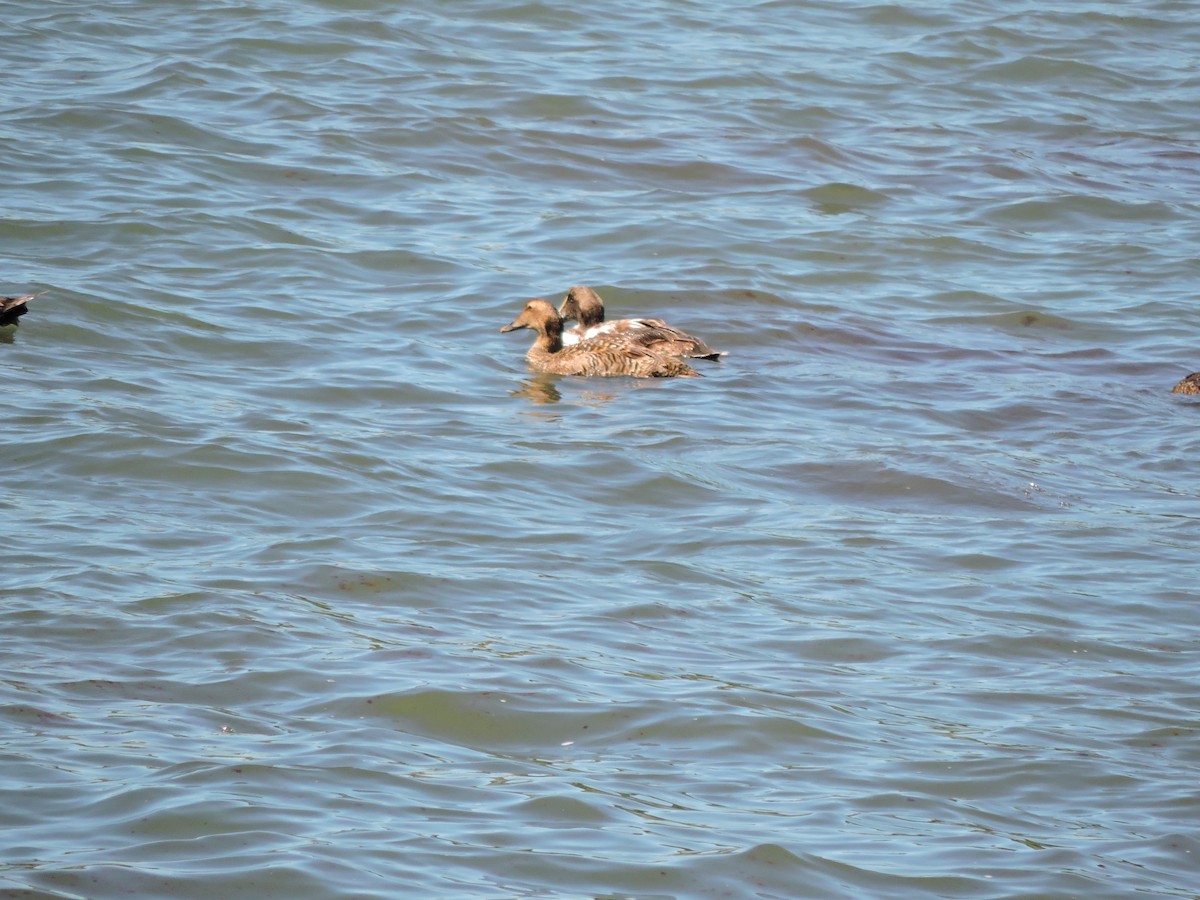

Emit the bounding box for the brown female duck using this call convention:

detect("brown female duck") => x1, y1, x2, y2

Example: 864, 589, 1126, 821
501, 299, 700, 378
558, 285, 724, 360
0, 292, 44, 327
1171, 373, 1200, 395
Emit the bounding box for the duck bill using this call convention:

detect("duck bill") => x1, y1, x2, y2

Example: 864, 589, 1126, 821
500, 320, 524, 333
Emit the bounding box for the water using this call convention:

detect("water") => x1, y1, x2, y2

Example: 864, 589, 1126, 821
3, 1, 1199, 897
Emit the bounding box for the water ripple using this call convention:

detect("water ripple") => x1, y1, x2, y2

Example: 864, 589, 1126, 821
4, 0, 1200, 897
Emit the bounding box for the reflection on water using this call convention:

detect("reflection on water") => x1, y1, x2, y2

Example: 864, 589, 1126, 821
509, 373, 562, 405
509, 372, 628, 409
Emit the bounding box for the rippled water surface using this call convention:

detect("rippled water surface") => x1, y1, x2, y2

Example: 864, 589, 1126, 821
4, 1, 1200, 897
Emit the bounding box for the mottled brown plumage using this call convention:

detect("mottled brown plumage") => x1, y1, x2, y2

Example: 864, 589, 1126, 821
1171, 373, 1200, 395
0, 292, 44, 327
501, 299, 700, 378
558, 285, 725, 360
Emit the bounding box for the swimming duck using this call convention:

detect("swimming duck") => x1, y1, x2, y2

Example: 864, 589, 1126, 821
558, 285, 725, 360
1171, 373, 1200, 395
501, 299, 700, 378
0, 292, 43, 327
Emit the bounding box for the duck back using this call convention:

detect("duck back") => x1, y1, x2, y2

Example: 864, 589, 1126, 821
1172, 373, 1200, 394
567, 318, 723, 360
0, 292, 42, 327
529, 333, 700, 378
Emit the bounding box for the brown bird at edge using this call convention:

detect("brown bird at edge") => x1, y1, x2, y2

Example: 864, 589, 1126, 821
501, 299, 700, 378
558, 285, 725, 360
0, 292, 45, 327
1171, 373, 1200, 395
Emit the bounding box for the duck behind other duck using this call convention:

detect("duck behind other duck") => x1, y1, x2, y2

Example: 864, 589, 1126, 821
501, 299, 700, 378
558, 285, 725, 360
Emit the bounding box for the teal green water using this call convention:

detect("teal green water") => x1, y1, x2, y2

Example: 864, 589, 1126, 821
3, 2, 1200, 897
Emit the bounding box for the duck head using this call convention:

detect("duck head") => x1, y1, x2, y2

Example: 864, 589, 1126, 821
558, 286, 605, 327
501, 298, 563, 339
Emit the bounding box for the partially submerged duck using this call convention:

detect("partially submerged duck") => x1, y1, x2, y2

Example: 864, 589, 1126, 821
501, 299, 700, 378
558, 285, 725, 360
1171, 373, 1200, 395
0, 292, 44, 327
